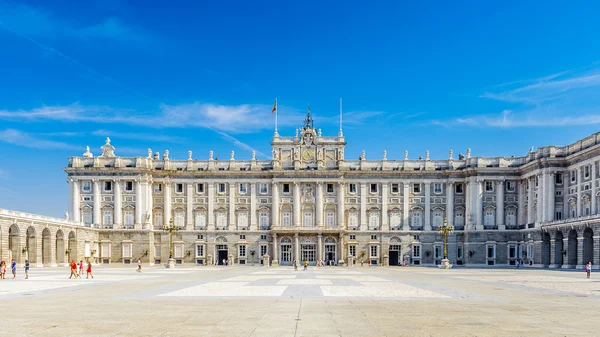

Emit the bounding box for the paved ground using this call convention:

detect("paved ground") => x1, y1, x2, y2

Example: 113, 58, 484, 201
3, 265, 599, 336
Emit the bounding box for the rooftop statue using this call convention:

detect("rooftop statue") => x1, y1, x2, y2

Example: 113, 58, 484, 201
83, 146, 93, 158
100, 137, 115, 157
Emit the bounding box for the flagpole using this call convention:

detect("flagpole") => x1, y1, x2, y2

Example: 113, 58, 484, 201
275, 98, 278, 135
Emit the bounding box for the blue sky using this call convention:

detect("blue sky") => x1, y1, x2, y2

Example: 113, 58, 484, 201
1, 1, 600, 217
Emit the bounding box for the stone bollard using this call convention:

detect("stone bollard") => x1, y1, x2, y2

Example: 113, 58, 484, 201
228, 254, 234, 266
263, 254, 270, 266
207, 253, 213, 266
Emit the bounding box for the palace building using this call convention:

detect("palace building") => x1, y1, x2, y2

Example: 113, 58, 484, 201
3, 111, 600, 268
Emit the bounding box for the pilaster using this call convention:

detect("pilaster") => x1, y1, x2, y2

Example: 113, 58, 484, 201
293, 182, 301, 227
475, 179, 483, 230
446, 182, 454, 226
592, 163, 597, 215
381, 183, 389, 231
547, 172, 555, 222
295, 233, 300, 262
577, 168, 582, 216
271, 182, 279, 227
229, 183, 235, 228
360, 183, 367, 231
186, 183, 194, 230
93, 179, 101, 227
517, 180, 525, 225
402, 183, 410, 230
135, 179, 143, 229
424, 182, 431, 231
207, 182, 215, 230
114, 180, 122, 229
318, 234, 323, 262
496, 180, 504, 230
250, 183, 257, 230
72, 179, 80, 222
527, 178, 534, 224
272, 233, 279, 266
337, 182, 345, 228
316, 182, 323, 227
164, 178, 172, 226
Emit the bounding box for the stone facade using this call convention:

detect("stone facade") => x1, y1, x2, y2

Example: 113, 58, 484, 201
14, 111, 594, 268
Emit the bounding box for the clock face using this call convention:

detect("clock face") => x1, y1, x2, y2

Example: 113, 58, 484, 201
303, 150, 314, 161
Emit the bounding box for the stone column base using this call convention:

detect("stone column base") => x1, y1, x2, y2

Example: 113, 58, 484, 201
272, 259, 279, 266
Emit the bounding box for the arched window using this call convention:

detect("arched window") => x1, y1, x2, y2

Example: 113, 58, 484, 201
194, 210, 206, 229
454, 210, 464, 227
237, 211, 248, 228
326, 211, 335, 227
259, 212, 269, 228
505, 209, 516, 227
484, 209, 495, 227
174, 211, 185, 227
368, 211, 379, 230
433, 210, 443, 227
411, 210, 422, 228
348, 211, 358, 229
390, 211, 401, 228
216, 211, 227, 229
303, 208, 314, 227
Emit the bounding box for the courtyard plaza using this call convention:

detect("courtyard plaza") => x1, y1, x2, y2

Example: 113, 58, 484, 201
3, 265, 599, 337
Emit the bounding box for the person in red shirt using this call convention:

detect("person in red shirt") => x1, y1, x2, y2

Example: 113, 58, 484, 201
69, 260, 79, 279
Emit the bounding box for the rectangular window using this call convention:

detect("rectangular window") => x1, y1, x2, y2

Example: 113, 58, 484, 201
124, 210, 134, 227
259, 212, 269, 228
585, 165, 590, 178
218, 183, 226, 193
455, 183, 463, 194
556, 211, 562, 220
176, 183, 183, 193
104, 181, 113, 192
434, 245, 442, 259
487, 245, 496, 259
196, 183, 204, 193
154, 245, 161, 258
326, 212, 335, 227
260, 234, 267, 240
370, 183, 378, 193
434, 183, 442, 194
240, 234, 246, 240
125, 181, 133, 192
259, 245, 268, 257
413, 183, 420, 193
508, 245, 517, 259
82, 211, 92, 225
349, 245, 356, 257
239, 245, 247, 258
326, 183, 334, 193
485, 181, 494, 192
349, 183, 357, 193
196, 245, 204, 257
555, 173, 563, 185
154, 184, 162, 193
282, 212, 291, 226
457, 245, 463, 259
506, 181, 515, 192
349, 235, 356, 240
391, 183, 399, 193
122, 243, 132, 258
370, 235, 377, 240
348, 213, 358, 229
82, 181, 91, 192
239, 183, 248, 194
370, 245, 378, 258
412, 245, 421, 258
103, 210, 113, 226
571, 171, 576, 182
535, 176, 539, 187
283, 183, 290, 193
259, 183, 268, 194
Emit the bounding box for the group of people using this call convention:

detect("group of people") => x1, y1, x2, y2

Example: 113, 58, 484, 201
292, 260, 311, 271
0, 259, 25, 279
69, 260, 93, 279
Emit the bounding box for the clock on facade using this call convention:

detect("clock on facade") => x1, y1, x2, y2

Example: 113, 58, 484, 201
302, 149, 314, 161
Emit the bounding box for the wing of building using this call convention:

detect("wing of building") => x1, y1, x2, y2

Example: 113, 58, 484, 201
3, 111, 597, 268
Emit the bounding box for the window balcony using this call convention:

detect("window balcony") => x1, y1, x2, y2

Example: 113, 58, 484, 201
483, 225, 498, 230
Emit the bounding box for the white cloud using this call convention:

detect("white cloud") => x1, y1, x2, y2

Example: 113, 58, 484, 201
0, 129, 79, 150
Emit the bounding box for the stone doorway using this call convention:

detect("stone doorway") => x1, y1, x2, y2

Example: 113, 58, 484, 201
324, 244, 336, 265
216, 244, 228, 265
280, 244, 292, 266
389, 245, 401, 266
301, 244, 316, 265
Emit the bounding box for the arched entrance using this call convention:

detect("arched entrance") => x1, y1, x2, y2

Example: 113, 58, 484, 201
42, 228, 51, 266
389, 237, 402, 266
25, 226, 37, 265
568, 230, 578, 268
554, 231, 564, 267
542, 232, 551, 268
323, 237, 337, 265
279, 237, 292, 266
56, 230, 65, 265
68, 231, 77, 262
215, 236, 228, 265
583, 228, 593, 265
8, 224, 20, 263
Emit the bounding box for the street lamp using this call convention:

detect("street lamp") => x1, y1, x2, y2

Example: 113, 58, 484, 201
163, 218, 180, 260
437, 218, 454, 260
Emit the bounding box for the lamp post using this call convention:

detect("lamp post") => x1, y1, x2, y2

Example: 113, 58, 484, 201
437, 218, 454, 269
163, 218, 179, 268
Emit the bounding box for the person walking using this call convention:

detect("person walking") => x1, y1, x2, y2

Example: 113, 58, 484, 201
293, 260, 298, 271
11, 259, 17, 279
86, 261, 93, 279
586, 261, 593, 279
79, 260, 84, 276
69, 260, 78, 279
137, 258, 142, 273
303, 260, 308, 271
24, 260, 30, 279
0, 261, 5, 279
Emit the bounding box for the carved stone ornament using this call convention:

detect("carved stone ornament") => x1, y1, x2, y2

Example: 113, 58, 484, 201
252, 150, 256, 160
209, 150, 214, 160
404, 150, 408, 160
83, 146, 93, 158
230, 150, 235, 160
100, 137, 115, 157
147, 148, 152, 159
164, 150, 170, 160
302, 185, 315, 204
302, 132, 314, 146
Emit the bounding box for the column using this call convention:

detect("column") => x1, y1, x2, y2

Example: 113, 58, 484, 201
337, 182, 345, 228
294, 233, 300, 263
475, 179, 483, 230
208, 182, 215, 230
360, 183, 367, 230
271, 182, 279, 227
35, 235, 43, 267
49, 232, 57, 267
402, 183, 410, 230
547, 173, 555, 222
424, 182, 431, 231
537, 173, 544, 224
186, 183, 194, 230
229, 182, 235, 229
164, 179, 172, 225
93, 179, 101, 227
72, 179, 80, 223
592, 163, 597, 215
517, 180, 525, 225
114, 180, 122, 228
339, 233, 345, 263
146, 177, 153, 228
293, 182, 301, 226
250, 183, 257, 229
446, 182, 454, 226
577, 235, 584, 268
527, 178, 534, 224
496, 180, 504, 230
563, 176, 569, 219
381, 182, 389, 231
316, 182, 323, 227
135, 179, 142, 227
549, 239, 556, 267
68, 179, 74, 220
465, 180, 471, 229
272, 233, 279, 265
577, 167, 582, 216
318, 234, 323, 262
